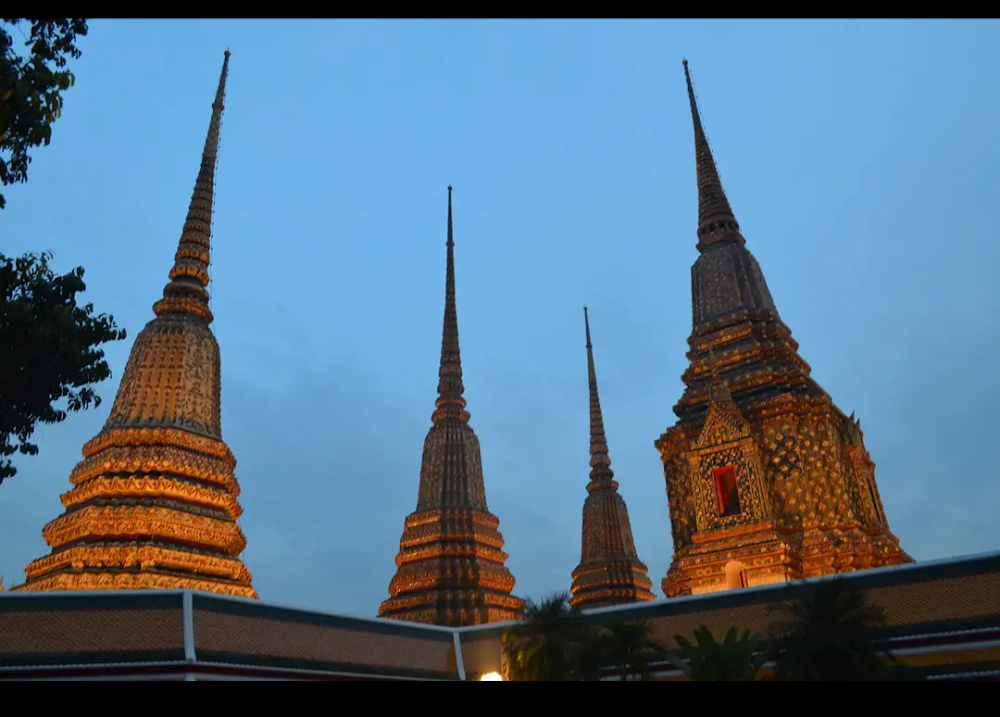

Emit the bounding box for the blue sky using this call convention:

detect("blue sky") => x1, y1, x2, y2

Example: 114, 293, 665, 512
2, 19, 999, 616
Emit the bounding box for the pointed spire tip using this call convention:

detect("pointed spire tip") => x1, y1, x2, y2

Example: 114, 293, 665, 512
435, 180, 466, 420
153, 46, 231, 323
684, 58, 742, 249
224, 49, 231, 57
583, 304, 611, 482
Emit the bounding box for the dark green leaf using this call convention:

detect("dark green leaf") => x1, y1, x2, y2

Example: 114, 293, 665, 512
0, 250, 126, 484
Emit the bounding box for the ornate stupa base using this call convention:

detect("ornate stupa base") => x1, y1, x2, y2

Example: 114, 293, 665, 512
380, 507, 524, 627
14, 566, 258, 599
571, 559, 656, 610
662, 522, 913, 598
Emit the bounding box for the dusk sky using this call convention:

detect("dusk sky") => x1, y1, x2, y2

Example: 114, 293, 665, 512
2, 19, 999, 616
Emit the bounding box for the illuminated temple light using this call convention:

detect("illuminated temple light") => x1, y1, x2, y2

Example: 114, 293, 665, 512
13, 50, 257, 600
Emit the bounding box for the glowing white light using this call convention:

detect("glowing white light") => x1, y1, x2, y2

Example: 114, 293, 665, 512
480, 672, 503, 681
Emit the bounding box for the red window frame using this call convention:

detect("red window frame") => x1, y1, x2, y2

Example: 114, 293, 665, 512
712, 465, 741, 517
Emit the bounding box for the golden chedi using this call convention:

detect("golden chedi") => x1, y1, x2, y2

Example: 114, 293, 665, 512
654, 61, 911, 597
14, 51, 257, 599
570, 308, 655, 610
379, 188, 524, 626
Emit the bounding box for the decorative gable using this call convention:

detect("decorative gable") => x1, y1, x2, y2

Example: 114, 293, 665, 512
694, 386, 751, 449
686, 378, 772, 534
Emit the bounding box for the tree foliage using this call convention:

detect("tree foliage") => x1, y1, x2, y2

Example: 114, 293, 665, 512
501, 593, 662, 681
597, 619, 663, 681
501, 581, 934, 681
502, 592, 587, 681
1, 17, 88, 209
665, 625, 769, 681
0, 251, 126, 484
769, 579, 902, 681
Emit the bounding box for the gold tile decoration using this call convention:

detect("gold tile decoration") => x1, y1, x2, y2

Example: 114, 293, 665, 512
14, 51, 257, 600
379, 189, 523, 627
656, 63, 911, 598
571, 308, 655, 609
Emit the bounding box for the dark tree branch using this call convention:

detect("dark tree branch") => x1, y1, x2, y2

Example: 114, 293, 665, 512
0, 251, 126, 484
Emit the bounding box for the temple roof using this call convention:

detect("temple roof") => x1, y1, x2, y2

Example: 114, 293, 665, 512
4, 551, 997, 680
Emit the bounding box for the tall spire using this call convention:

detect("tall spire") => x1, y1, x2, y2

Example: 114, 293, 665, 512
380, 187, 524, 627
152, 50, 231, 325
14, 51, 257, 600
434, 185, 469, 423
683, 59, 745, 252
571, 308, 655, 610
656, 61, 913, 600
584, 307, 613, 484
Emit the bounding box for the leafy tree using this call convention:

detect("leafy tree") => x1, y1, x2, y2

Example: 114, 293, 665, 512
1, 18, 89, 209
501, 594, 664, 682
599, 619, 663, 681
0, 251, 126, 484
1, 23, 123, 485
502, 592, 588, 681
572, 625, 612, 682
666, 625, 769, 681
769, 579, 899, 681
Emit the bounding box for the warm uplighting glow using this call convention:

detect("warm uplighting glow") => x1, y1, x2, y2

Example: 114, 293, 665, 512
480, 672, 503, 681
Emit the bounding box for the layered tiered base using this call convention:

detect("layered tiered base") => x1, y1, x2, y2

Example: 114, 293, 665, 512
571, 559, 656, 610
380, 507, 524, 626
15, 426, 257, 599
662, 520, 912, 597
